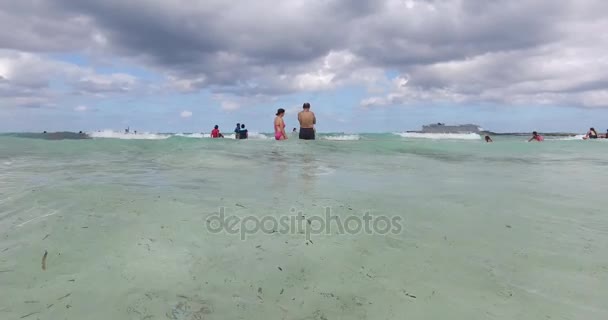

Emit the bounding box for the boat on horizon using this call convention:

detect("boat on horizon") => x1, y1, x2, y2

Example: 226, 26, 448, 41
408, 123, 482, 134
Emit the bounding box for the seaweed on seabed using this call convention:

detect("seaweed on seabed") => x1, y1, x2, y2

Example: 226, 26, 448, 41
42, 250, 48, 270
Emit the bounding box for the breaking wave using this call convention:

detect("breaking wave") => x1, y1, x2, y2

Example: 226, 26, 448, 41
322, 134, 361, 141
88, 130, 170, 140
174, 133, 210, 138
552, 135, 586, 141
87, 131, 270, 140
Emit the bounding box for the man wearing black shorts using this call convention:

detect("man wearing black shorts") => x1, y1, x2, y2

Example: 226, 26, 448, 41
297, 103, 316, 140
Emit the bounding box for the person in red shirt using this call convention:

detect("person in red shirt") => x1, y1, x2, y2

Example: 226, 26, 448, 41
211, 125, 224, 138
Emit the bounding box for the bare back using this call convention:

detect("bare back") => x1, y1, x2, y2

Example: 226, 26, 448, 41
298, 110, 316, 129
274, 116, 285, 132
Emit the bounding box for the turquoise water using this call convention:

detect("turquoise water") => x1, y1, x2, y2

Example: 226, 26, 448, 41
1, 133, 607, 319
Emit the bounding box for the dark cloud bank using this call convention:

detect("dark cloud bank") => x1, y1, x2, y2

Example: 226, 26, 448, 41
1, 0, 607, 108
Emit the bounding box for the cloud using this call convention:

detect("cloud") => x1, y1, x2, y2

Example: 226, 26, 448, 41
362, 25, 608, 109
0, 2, 98, 53
2, 0, 608, 109
180, 110, 193, 118
220, 101, 240, 111
74, 73, 137, 95
0, 49, 143, 108
74, 105, 88, 112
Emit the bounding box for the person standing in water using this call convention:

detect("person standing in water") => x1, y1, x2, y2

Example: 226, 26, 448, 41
585, 127, 598, 139
274, 108, 288, 140
528, 131, 544, 142
234, 123, 241, 139
297, 102, 316, 140
239, 124, 248, 139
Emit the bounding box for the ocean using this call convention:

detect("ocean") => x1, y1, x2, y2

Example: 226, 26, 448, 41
1, 132, 607, 320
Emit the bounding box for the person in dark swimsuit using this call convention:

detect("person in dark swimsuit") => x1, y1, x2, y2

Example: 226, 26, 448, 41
586, 127, 598, 139
239, 124, 248, 139
234, 123, 241, 140
298, 103, 316, 140
299, 128, 315, 140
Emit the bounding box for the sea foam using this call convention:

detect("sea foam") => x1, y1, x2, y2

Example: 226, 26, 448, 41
322, 134, 361, 141
87, 131, 271, 140
553, 135, 586, 141
89, 130, 170, 140
174, 133, 210, 138
246, 132, 270, 140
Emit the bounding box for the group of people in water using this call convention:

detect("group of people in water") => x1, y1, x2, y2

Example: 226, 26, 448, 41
274, 103, 316, 140
83, 104, 606, 143
210, 103, 317, 141
483, 131, 543, 143
485, 131, 546, 143
210, 123, 249, 139
482, 127, 608, 143
486, 131, 543, 142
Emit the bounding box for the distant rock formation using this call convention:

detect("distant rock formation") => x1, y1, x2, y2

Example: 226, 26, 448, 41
12, 132, 91, 140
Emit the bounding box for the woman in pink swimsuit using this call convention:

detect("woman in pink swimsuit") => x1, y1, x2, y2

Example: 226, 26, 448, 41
274, 108, 287, 140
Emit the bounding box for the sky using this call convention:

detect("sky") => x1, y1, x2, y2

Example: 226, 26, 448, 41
1, 0, 608, 133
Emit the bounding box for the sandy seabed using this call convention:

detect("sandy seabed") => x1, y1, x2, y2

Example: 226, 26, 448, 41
1, 136, 607, 319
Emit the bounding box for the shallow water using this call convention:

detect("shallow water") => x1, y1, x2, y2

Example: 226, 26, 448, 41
1, 134, 607, 320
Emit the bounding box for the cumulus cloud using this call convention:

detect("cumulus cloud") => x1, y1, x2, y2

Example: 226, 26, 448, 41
362, 23, 608, 109
74, 73, 138, 95
220, 101, 240, 111
0, 51, 57, 108
180, 110, 193, 118
0, 2, 97, 53
1, 0, 608, 108
0, 49, 142, 108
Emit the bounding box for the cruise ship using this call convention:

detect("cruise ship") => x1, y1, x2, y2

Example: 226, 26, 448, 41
411, 123, 482, 134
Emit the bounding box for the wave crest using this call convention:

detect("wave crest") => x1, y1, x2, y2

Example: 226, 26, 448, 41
554, 135, 585, 141
174, 133, 210, 138
322, 134, 360, 141
89, 130, 170, 140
